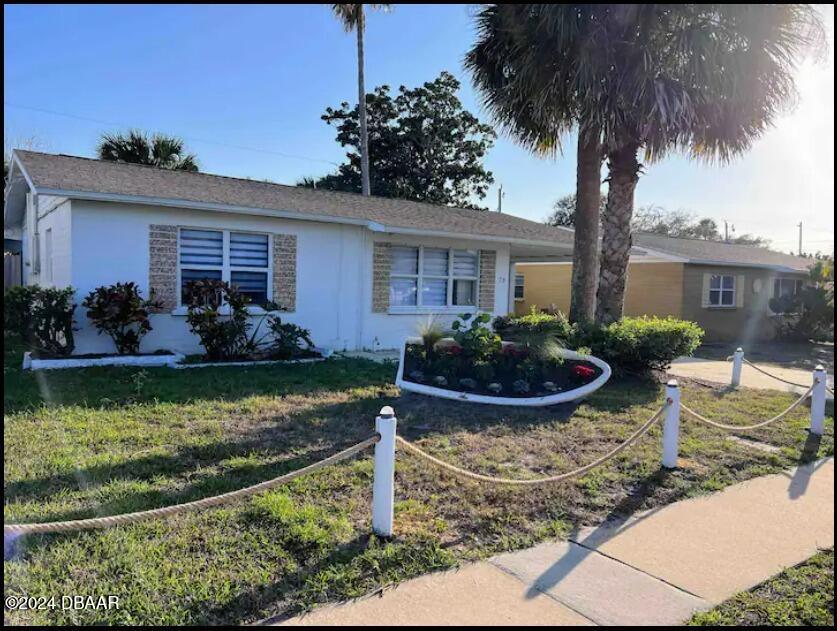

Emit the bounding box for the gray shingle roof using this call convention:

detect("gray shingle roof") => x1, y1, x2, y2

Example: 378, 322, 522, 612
13, 150, 575, 246
11, 151, 813, 272
634, 232, 811, 272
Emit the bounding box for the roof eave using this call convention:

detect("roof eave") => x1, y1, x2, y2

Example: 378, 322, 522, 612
35, 187, 575, 252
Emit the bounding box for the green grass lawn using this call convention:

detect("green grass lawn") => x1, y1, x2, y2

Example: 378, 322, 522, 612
690, 549, 834, 626
3, 335, 833, 624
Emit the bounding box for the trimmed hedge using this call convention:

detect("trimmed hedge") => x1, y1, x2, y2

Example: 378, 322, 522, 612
494, 310, 703, 373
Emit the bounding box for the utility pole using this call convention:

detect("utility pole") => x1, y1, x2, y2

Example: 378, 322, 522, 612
797, 222, 803, 256
497, 185, 504, 213
724, 220, 729, 242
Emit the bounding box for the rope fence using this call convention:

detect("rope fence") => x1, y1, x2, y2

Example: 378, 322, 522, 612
394, 403, 669, 486
4, 347, 831, 540
4, 436, 380, 536
681, 383, 816, 432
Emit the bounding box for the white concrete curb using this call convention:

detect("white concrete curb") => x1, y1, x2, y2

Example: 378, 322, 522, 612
23, 351, 184, 371
395, 337, 612, 407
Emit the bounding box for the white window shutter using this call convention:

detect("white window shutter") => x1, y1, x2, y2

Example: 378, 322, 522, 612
701, 273, 711, 308
736, 275, 745, 308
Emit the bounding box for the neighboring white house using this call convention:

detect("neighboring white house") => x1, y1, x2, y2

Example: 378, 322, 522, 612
3, 150, 577, 355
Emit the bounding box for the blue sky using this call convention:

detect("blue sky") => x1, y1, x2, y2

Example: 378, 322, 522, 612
4, 4, 834, 254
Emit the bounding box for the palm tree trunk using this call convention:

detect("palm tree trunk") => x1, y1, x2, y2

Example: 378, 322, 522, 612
356, 7, 371, 196
569, 124, 602, 324
596, 142, 641, 324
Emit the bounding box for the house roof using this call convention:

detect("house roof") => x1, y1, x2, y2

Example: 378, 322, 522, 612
6, 151, 812, 273
8, 150, 575, 248
633, 232, 811, 273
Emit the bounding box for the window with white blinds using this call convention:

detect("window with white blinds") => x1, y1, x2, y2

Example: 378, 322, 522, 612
389, 246, 479, 309
179, 228, 271, 306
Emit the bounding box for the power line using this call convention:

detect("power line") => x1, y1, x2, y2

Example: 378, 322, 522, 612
3, 102, 340, 167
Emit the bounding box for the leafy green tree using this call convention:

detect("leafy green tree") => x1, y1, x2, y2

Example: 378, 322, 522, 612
300, 72, 496, 209
331, 4, 390, 196
545, 194, 606, 228
97, 130, 199, 171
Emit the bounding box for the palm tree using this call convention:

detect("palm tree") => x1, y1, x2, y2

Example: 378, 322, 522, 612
97, 130, 199, 171
468, 5, 824, 324
331, 4, 389, 197
590, 4, 825, 323
467, 5, 605, 324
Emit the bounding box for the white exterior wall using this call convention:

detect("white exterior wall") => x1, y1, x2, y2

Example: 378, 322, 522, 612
22, 194, 72, 287
66, 200, 513, 355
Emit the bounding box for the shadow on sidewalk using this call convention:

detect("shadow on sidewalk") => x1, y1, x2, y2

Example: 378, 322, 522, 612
787, 432, 826, 500
524, 468, 680, 600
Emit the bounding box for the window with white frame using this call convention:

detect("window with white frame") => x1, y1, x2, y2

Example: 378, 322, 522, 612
773, 277, 804, 299
708, 274, 736, 307
389, 246, 479, 309
514, 274, 525, 300
179, 228, 270, 306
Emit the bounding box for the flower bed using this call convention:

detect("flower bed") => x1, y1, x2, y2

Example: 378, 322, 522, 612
396, 336, 611, 406
23, 351, 183, 371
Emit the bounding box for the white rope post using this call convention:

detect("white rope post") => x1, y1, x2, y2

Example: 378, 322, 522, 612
731, 347, 744, 388
810, 365, 827, 436
372, 406, 397, 537
662, 380, 681, 469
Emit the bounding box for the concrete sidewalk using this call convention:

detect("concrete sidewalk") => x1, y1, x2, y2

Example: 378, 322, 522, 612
278, 458, 834, 626
669, 356, 834, 398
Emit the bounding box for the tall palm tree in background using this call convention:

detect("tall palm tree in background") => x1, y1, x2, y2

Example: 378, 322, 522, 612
587, 4, 824, 323
468, 4, 824, 325
97, 130, 199, 171
331, 4, 390, 197
467, 5, 605, 324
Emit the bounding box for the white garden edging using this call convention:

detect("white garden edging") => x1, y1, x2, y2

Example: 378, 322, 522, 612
23, 347, 333, 371
23, 351, 184, 371
395, 337, 611, 407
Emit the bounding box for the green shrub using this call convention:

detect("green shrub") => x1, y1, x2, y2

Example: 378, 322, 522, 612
82, 282, 160, 355
183, 279, 254, 360
451, 312, 500, 360
493, 309, 703, 373
267, 315, 314, 359
576, 316, 704, 372
4, 285, 76, 356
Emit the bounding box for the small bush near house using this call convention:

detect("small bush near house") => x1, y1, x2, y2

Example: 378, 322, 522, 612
494, 310, 703, 374
184, 279, 256, 361
3, 285, 76, 356
770, 261, 834, 342
82, 282, 161, 355
266, 316, 316, 360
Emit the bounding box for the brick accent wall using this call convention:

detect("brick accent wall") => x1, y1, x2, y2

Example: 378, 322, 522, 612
272, 234, 297, 312
372, 241, 391, 313
478, 249, 496, 311
148, 224, 177, 313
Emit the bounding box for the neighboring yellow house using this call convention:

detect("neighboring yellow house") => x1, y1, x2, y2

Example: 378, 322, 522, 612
513, 233, 811, 343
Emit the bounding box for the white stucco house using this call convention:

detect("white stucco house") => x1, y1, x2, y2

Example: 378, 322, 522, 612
4, 150, 577, 355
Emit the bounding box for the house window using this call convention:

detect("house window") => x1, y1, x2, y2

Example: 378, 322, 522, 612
773, 277, 804, 299
708, 274, 736, 307
389, 246, 479, 309
179, 228, 270, 307
514, 274, 525, 300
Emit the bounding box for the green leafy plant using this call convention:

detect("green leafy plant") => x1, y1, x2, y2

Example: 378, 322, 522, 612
451, 312, 500, 361
82, 282, 161, 355
4, 285, 76, 356
267, 316, 315, 359
416, 317, 447, 362
183, 279, 254, 361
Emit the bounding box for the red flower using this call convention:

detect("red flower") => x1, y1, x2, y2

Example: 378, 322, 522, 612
572, 365, 596, 380
446, 344, 463, 356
